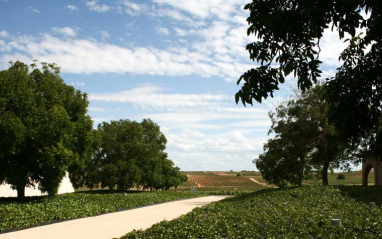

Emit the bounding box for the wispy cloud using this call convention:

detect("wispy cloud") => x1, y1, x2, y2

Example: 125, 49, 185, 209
66, 5, 78, 11
157, 27, 170, 35
0, 33, 254, 82
98, 30, 110, 40
86, 1, 110, 13
89, 85, 229, 109
70, 81, 85, 86
0, 30, 8, 38
51, 27, 77, 38
120, 0, 148, 15
27, 7, 40, 14
153, 0, 248, 19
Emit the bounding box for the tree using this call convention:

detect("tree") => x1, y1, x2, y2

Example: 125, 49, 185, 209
236, 0, 380, 104
85, 119, 185, 191
325, 34, 382, 162
237, 0, 381, 172
0, 61, 93, 198
255, 85, 358, 186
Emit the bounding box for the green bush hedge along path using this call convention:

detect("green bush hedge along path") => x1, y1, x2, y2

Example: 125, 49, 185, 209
122, 186, 382, 238
0, 191, 208, 232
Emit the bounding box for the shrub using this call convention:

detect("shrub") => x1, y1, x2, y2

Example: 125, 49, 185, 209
337, 174, 346, 180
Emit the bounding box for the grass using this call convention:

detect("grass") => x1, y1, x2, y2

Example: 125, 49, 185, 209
122, 186, 382, 238
303, 170, 373, 186
0, 190, 208, 232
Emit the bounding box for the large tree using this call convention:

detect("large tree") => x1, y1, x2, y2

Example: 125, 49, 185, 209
255, 85, 358, 187
0, 61, 93, 198
85, 119, 185, 191
236, 0, 381, 161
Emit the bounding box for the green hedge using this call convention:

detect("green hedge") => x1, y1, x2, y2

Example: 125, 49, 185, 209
122, 186, 382, 238
0, 191, 206, 232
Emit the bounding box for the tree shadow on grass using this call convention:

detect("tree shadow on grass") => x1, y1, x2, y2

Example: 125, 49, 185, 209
336, 185, 382, 205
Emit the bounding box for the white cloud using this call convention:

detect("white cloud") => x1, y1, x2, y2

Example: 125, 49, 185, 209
157, 27, 170, 35
51, 27, 77, 38
88, 106, 106, 112
121, 1, 148, 15
66, 5, 78, 11
153, 0, 248, 19
86, 1, 110, 13
70, 81, 85, 86
86, 83, 272, 171
319, 28, 347, 67
89, 85, 229, 110
98, 31, 110, 39
174, 28, 195, 36
0, 30, 8, 38
0, 33, 254, 81
154, 8, 195, 24
27, 7, 40, 14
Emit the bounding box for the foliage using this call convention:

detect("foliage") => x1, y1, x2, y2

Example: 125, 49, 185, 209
0, 61, 93, 198
236, 0, 380, 105
122, 186, 382, 238
255, 85, 358, 186
85, 119, 186, 191
325, 34, 382, 162
236, 0, 381, 164
337, 174, 346, 180
0, 191, 206, 232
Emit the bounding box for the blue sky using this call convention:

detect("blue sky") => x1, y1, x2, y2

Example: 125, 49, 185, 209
0, 0, 350, 171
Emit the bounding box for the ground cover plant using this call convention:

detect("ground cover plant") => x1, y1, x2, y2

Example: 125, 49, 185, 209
0, 191, 207, 232
122, 186, 382, 238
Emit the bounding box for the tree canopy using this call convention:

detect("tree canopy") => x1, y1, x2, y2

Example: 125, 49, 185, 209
255, 85, 358, 187
236, 0, 380, 104
0, 61, 93, 198
237, 0, 381, 163
85, 119, 186, 191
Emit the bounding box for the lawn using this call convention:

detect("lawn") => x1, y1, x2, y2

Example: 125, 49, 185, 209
303, 170, 373, 186
0, 191, 208, 232
122, 186, 382, 238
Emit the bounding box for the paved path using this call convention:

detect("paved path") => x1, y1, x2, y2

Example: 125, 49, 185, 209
0, 196, 228, 239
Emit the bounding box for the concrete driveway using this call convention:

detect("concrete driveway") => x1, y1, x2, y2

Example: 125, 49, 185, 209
0, 195, 229, 239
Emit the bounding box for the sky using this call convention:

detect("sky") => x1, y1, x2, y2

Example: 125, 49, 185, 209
0, 0, 351, 171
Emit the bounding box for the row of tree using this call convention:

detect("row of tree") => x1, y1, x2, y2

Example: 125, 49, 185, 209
0, 61, 185, 198
255, 85, 360, 187
238, 0, 381, 186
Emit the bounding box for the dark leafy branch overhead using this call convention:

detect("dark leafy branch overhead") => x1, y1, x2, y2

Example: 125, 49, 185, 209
236, 0, 376, 105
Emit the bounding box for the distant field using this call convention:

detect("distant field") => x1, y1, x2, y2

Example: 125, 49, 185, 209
179, 171, 271, 193
181, 170, 374, 189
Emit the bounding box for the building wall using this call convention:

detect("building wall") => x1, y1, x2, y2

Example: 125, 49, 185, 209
362, 159, 382, 186
0, 172, 74, 197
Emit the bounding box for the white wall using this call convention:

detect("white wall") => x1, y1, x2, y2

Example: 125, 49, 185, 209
0, 172, 75, 197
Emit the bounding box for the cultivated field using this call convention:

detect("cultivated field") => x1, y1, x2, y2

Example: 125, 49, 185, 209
181, 170, 374, 189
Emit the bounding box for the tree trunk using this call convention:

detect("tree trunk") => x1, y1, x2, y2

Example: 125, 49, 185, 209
17, 185, 25, 199
322, 161, 329, 186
